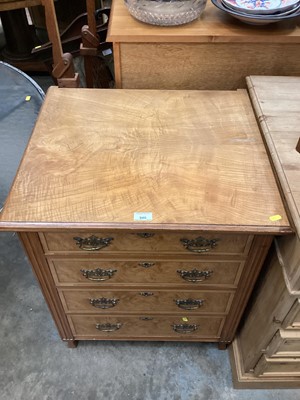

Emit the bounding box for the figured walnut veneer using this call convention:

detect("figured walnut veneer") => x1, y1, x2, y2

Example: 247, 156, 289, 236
0, 87, 290, 347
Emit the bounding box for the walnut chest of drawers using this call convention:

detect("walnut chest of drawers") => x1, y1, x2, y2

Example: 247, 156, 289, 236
0, 87, 290, 348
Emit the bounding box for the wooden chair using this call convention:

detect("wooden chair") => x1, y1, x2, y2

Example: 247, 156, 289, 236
1, 0, 107, 87
41, 0, 79, 87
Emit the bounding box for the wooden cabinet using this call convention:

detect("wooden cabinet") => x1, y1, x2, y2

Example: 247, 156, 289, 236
0, 87, 290, 347
107, 0, 300, 90
230, 76, 300, 388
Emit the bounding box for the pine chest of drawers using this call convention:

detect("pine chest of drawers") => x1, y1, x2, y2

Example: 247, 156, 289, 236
230, 76, 300, 387
0, 87, 290, 347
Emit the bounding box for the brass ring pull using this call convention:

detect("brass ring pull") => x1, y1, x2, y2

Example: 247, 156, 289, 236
73, 235, 113, 251
172, 324, 198, 334
96, 323, 122, 332
138, 262, 155, 268
80, 268, 117, 281
90, 298, 119, 309
180, 237, 219, 253
177, 269, 213, 283
136, 233, 155, 238
175, 299, 204, 310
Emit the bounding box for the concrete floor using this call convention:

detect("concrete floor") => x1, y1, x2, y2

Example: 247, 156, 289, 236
0, 72, 300, 400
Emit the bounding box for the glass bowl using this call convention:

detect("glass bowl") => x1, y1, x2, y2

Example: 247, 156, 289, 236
124, 0, 207, 26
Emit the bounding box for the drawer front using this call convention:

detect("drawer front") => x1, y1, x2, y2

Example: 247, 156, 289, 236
266, 330, 300, 358
282, 299, 300, 329
41, 232, 253, 256
49, 259, 244, 287
254, 355, 300, 377
68, 315, 224, 339
276, 235, 300, 293
59, 289, 234, 314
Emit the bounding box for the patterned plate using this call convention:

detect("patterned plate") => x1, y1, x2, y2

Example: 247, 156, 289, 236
222, 0, 300, 14
212, 0, 300, 23
222, 0, 300, 15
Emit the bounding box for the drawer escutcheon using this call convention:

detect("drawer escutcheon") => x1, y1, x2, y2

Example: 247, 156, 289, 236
136, 233, 155, 238
138, 262, 155, 268
139, 292, 154, 297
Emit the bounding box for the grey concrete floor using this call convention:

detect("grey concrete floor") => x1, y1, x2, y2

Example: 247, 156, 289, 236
0, 71, 300, 400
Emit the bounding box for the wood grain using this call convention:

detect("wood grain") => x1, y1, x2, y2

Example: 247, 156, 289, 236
41, 231, 253, 255
247, 76, 300, 236
218, 235, 273, 345
68, 314, 224, 339
18, 232, 75, 343
276, 235, 300, 294
247, 75, 300, 293
59, 288, 234, 314
108, 1, 300, 89
119, 43, 300, 90
49, 258, 245, 288
230, 339, 300, 388
0, 87, 290, 232
237, 249, 297, 372
265, 330, 300, 358
254, 355, 300, 377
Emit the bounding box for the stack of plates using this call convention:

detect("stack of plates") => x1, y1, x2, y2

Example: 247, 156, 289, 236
211, 0, 300, 24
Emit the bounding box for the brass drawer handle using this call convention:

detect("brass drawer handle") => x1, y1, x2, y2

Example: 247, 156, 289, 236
172, 324, 198, 334
138, 262, 155, 268
90, 297, 119, 309
177, 269, 213, 282
136, 233, 155, 238
73, 235, 113, 251
96, 323, 122, 332
180, 237, 219, 253
175, 299, 204, 310
139, 317, 154, 321
80, 268, 117, 281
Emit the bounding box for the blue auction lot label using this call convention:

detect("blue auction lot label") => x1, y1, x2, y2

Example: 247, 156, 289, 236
134, 212, 153, 221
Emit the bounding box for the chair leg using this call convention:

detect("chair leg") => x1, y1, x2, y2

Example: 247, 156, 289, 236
42, 0, 80, 87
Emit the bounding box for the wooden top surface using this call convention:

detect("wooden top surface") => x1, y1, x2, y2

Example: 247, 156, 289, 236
247, 76, 300, 237
0, 87, 290, 232
0, 0, 41, 11
107, 0, 300, 43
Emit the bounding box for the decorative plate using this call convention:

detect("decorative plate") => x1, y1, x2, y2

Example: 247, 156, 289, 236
222, 0, 300, 14
212, 0, 300, 23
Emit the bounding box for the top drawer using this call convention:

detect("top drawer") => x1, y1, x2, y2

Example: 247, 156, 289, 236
40, 232, 253, 256
276, 235, 300, 294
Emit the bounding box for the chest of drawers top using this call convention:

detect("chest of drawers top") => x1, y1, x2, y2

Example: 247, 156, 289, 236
0, 87, 290, 233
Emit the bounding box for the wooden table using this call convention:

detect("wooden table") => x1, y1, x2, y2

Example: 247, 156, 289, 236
230, 76, 300, 388
107, 0, 300, 90
0, 0, 41, 11
0, 87, 290, 348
